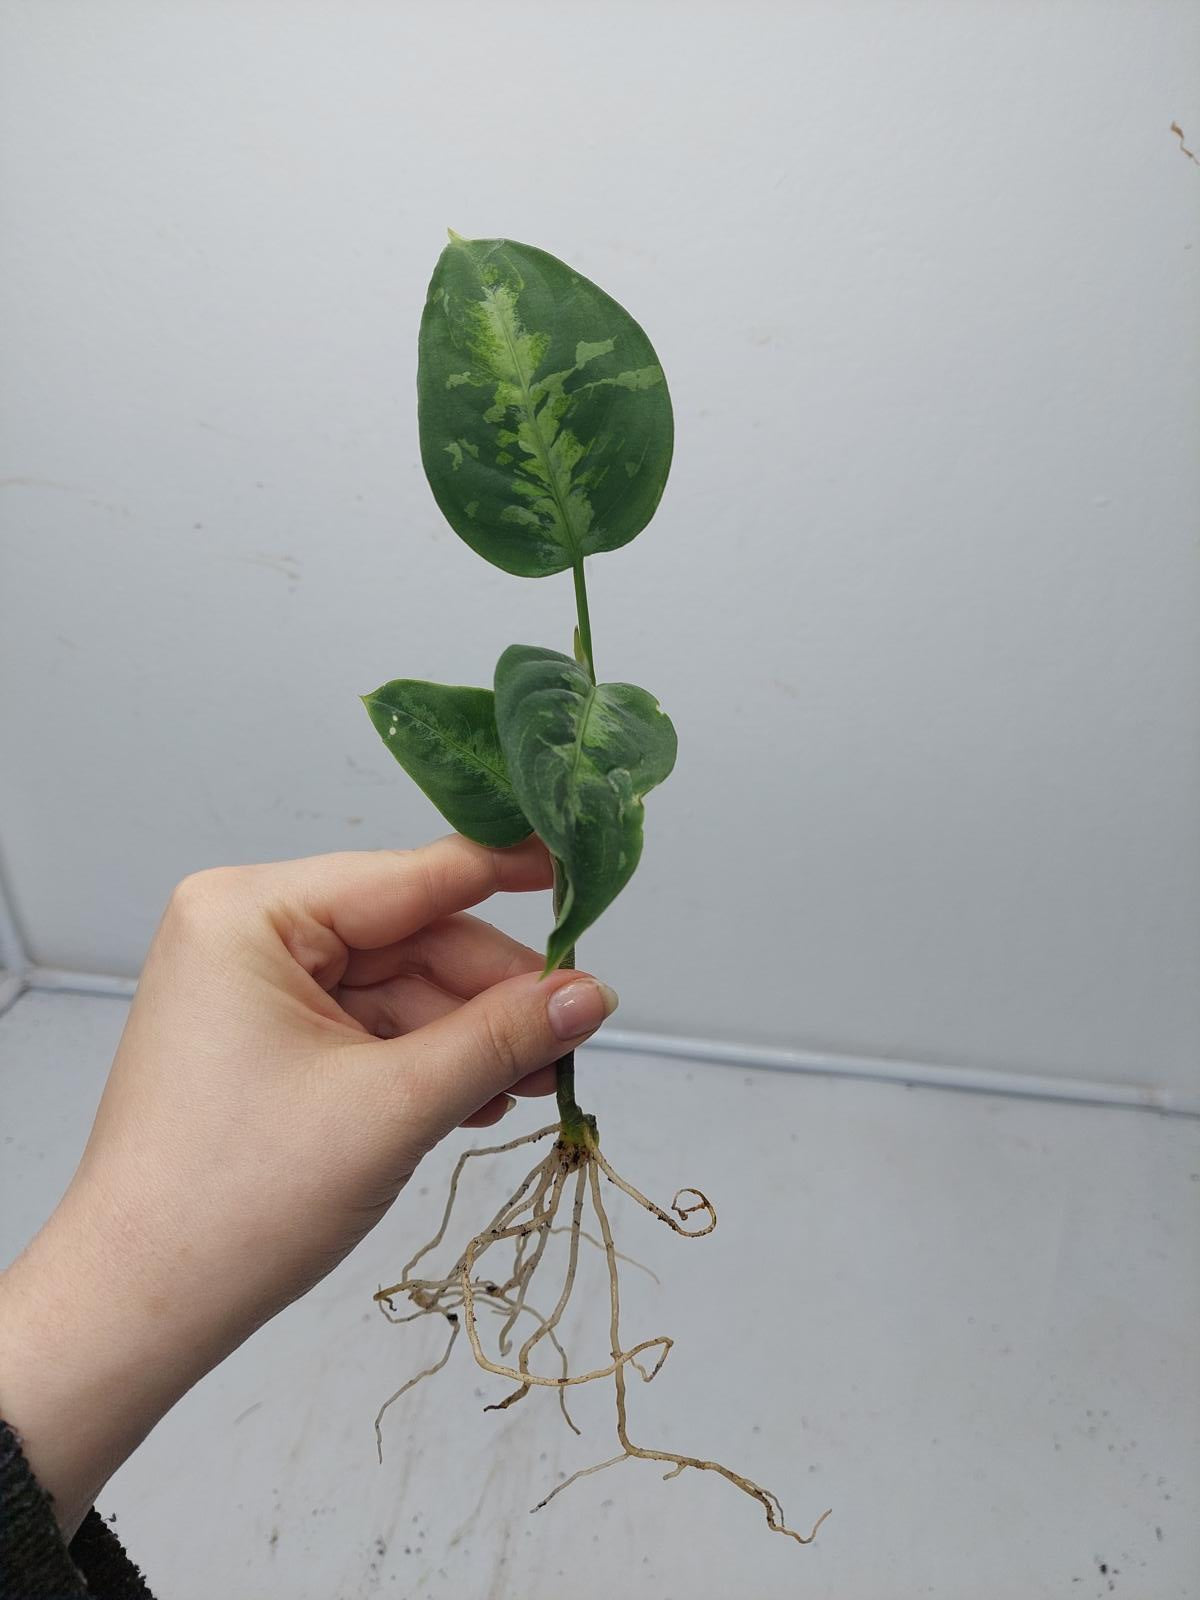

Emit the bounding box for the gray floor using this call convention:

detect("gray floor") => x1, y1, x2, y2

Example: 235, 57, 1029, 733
2, 989, 1197, 1599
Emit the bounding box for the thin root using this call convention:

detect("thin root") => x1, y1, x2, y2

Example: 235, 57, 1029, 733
373, 1315, 459, 1463
376, 1123, 558, 1301
593, 1148, 717, 1237
548, 1225, 661, 1285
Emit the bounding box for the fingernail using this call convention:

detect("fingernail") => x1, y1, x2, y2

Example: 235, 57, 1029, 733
547, 978, 620, 1041
499, 1093, 517, 1116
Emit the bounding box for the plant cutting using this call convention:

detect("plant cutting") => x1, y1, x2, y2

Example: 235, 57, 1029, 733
362, 233, 829, 1546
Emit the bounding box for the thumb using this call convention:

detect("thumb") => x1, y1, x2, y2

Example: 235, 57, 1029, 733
372, 968, 619, 1153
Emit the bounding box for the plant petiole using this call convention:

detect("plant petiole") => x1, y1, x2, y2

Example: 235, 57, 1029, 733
572, 560, 596, 684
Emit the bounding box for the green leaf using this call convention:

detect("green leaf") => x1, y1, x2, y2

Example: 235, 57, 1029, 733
362, 680, 532, 848
418, 235, 674, 577
493, 645, 677, 971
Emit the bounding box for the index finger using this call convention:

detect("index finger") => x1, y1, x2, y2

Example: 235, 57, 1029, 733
279, 832, 553, 951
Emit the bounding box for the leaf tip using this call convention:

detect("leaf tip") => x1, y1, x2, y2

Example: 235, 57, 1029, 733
446, 227, 467, 245
540, 944, 569, 979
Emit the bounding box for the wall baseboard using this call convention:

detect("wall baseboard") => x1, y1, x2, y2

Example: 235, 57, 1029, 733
592, 1027, 1199, 1118
24, 966, 137, 999
3, 963, 1194, 1119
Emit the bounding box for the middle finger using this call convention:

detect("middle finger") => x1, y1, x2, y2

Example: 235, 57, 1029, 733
339, 912, 544, 998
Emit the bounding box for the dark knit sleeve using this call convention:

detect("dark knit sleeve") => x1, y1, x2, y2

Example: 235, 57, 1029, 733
0, 1421, 155, 1599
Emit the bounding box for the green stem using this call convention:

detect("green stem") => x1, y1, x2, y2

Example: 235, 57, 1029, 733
572, 560, 595, 683
554, 560, 596, 1146
553, 858, 588, 1141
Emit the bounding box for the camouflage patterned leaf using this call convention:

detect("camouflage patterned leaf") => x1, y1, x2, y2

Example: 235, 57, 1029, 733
418, 235, 674, 577
363, 680, 531, 848
493, 644, 677, 971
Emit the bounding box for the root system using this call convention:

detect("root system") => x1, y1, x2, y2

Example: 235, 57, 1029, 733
373, 1119, 831, 1546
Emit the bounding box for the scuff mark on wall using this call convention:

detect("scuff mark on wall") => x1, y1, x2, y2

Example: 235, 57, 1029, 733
1169, 122, 1199, 166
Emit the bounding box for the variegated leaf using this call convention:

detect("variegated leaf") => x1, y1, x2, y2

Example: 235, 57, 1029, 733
418, 235, 674, 577
493, 644, 677, 971
363, 680, 531, 848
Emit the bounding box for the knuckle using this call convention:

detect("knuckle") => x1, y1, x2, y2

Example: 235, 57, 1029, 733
386, 847, 439, 917
480, 1006, 525, 1080
413, 853, 441, 916
165, 865, 243, 923
501, 942, 539, 982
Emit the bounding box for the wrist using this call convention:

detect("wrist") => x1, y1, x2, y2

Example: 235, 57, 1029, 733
0, 1180, 234, 1538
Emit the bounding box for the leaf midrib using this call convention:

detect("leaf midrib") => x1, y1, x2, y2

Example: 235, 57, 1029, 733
371, 698, 513, 793
491, 282, 582, 564
566, 681, 600, 798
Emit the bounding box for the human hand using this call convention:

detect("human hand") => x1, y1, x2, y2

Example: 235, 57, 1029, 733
0, 834, 617, 1535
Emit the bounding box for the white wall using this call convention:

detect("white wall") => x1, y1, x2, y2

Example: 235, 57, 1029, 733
1, 1, 1197, 1092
